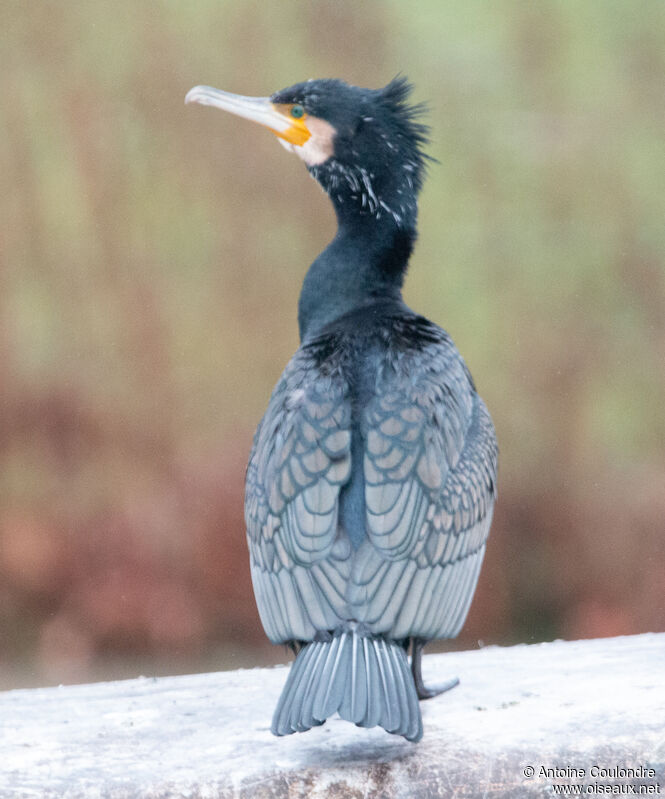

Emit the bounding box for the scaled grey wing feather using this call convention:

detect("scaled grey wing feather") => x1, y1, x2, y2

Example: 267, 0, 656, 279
349, 334, 497, 640
245, 346, 353, 643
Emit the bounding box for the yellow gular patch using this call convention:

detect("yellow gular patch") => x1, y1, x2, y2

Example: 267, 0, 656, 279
272, 104, 312, 146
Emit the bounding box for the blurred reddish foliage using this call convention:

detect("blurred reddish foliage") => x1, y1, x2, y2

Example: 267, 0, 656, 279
0, 387, 266, 683
1, 384, 663, 686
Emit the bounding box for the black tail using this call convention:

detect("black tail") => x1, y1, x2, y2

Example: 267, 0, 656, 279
271, 624, 422, 742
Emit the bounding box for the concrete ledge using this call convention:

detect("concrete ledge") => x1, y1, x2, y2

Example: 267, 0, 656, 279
1, 633, 663, 798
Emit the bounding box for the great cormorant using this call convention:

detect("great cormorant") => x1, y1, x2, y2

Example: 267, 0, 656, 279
186, 77, 498, 742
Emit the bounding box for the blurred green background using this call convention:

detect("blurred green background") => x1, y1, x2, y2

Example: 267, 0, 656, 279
1, 1, 664, 689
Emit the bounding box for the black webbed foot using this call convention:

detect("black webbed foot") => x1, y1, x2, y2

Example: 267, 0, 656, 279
410, 637, 460, 700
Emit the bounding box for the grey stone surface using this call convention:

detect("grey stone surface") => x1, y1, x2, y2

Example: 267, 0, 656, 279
0, 633, 663, 798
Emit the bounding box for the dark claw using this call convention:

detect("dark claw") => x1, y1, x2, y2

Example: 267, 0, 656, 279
411, 637, 460, 700
416, 675, 460, 700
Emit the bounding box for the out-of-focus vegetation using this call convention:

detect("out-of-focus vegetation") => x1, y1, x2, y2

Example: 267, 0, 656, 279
1, 1, 664, 688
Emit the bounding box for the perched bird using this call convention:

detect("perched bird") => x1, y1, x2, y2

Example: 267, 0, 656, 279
186, 77, 497, 742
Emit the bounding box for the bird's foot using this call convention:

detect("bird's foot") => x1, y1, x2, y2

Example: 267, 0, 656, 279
410, 636, 461, 700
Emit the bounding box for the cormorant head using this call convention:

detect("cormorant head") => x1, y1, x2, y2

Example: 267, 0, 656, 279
186, 77, 430, 230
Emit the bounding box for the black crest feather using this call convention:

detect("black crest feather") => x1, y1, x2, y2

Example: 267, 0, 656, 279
381, 76, 430, 135
380, 75, 434, 167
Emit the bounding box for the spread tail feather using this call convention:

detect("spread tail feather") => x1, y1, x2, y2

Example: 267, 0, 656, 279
271, 624, 423, 742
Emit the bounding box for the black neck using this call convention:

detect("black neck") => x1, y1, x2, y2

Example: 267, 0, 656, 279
298, 210, 416, 342
298, 162, 419, 341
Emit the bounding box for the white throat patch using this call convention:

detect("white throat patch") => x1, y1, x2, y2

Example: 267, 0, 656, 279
278, 117, 336, 166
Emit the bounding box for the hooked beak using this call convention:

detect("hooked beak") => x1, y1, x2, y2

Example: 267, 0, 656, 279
185, 86, 311, 147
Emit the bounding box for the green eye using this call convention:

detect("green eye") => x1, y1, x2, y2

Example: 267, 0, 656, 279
290, 104, 305, 119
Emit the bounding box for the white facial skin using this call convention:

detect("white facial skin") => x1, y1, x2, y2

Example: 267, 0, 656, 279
278, 116, 336, 166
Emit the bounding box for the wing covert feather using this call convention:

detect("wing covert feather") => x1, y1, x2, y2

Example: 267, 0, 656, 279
245, 343, 353, 641
352, 327, 498, 638
246, 314, 498, 643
